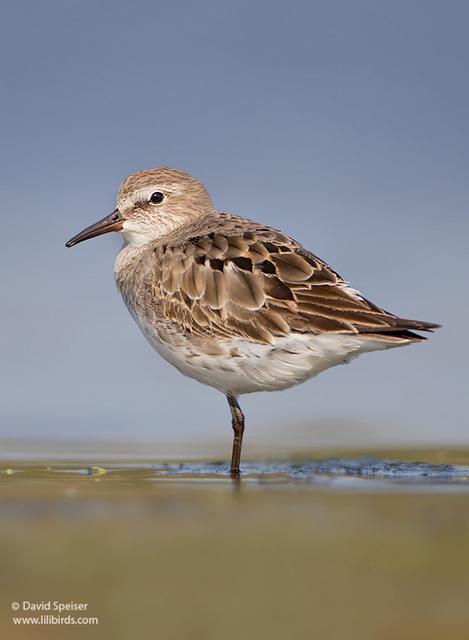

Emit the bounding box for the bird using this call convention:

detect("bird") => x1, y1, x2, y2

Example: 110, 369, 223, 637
66, 168, 440, 477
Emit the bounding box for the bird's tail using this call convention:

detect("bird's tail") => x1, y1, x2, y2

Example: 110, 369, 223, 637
358, 317, 441, 342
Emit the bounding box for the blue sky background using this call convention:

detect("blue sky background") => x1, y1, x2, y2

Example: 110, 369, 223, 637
1, 0, 468, 451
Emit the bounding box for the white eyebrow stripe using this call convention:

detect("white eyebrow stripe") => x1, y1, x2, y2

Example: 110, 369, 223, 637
120, 185, 182, 211
120, 187, 157, 211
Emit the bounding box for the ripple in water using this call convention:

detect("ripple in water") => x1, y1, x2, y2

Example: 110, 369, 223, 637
148, 457, 469, 489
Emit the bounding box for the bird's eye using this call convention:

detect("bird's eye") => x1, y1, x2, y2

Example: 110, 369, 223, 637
149, 191, 165, 204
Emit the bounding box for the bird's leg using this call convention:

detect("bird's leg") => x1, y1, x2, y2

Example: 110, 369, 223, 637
227, 393, 245, 478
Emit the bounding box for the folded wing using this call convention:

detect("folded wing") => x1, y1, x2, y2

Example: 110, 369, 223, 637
150, 214, 440, 344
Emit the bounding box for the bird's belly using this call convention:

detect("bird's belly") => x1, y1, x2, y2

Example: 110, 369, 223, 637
135, 315, 399, 395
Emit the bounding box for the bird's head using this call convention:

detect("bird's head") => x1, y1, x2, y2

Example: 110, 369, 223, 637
66, 167, 213, 248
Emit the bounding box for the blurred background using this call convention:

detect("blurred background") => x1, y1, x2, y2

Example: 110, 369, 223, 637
1, 0, 468, 453
2, 4, 469, 640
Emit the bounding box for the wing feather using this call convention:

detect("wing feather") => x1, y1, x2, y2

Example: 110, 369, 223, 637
147, 213, 439, 343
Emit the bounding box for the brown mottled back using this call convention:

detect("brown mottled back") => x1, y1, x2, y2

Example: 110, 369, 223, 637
131, 212, 438, 344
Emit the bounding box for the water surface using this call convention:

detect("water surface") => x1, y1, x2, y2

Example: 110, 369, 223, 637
2, 448, 469, 639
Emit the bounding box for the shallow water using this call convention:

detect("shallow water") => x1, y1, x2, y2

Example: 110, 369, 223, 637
4, 453, 469, 493
2, 449, 469, 639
